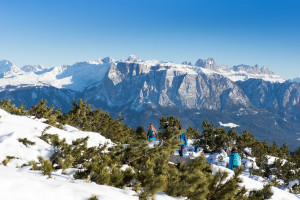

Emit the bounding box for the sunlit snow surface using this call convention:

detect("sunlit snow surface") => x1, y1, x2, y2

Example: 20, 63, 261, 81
219, 122, 240, 128
0, 109, 183, 200
0, 109, 298, 200
176, 140, 299, 200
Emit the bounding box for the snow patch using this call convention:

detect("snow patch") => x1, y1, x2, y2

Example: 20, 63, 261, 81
219, 122, 240, 128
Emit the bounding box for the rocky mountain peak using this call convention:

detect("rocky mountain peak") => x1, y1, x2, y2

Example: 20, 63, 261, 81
21, 65, 45, 72
0, 59, 21, 77
127, 55, 141, 62
0, 59, 14, 67
233, 64, 274, 75
101, 57, 114, 63
181, 61, 193, 66
195, 58, 218, 71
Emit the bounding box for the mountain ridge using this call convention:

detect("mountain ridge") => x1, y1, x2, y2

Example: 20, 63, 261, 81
0, 56, 285, 92
0, 56, 299, 150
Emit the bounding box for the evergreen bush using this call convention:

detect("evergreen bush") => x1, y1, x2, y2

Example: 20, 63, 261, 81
18, 138, 36, 147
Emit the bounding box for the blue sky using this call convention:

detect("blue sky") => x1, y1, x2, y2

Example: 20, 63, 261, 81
0, 0, 299, 79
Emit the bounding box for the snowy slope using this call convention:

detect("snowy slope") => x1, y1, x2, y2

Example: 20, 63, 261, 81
0, 109, 182, 200
0, 109, 112, 166
0, 166, 180, 200
0, 109, 298, 200
178, 141, 300, 200
0, 58, 113, 92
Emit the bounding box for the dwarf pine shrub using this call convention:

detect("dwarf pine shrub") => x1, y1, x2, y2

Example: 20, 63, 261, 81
2, 156, 15, 166
88, 195, 99, 200
18, 138, 36, 147
38, 156, 54, 178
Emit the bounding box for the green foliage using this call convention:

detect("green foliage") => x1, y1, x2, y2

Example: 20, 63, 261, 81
18, 138, 36, 147
88, 195, 99, 200
167, 154, 212, 200
252, 141, 269, 167
291, 146, 300, 168
186, 126, 200, 140
136, 126, 147, 140
0, 99, 27, 115
27, 160, 40, 170
248, 184, 273, 200
268, 141, 280, 157
28, 99, 54, 119
207, 168, 247, 200
272, 159, 298, 185
59, 99, 135, 144
159, 116, 182, 130
0, 98, 295, 198
279, 142, 289, 158
38, 156, 54, 178
45, 108, 63, 128
198, 120, 233, 153
2, 156, 15, 166
236, 130, 255, 151
58, 154, 74, 174
292, 184, 300, 194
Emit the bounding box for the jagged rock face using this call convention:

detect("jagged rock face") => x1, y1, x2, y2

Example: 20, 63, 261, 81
84, 62, 251, 112
237, 80, 300, 121
233, 65, 274, 75
195, 58, 219, 71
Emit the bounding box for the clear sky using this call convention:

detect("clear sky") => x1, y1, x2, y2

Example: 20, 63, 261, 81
0, 0, 299, 79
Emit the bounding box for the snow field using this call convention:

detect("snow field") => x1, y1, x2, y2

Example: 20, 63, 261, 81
0, 109, 298, 200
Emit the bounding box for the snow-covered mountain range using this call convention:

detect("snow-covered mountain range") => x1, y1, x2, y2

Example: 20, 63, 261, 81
0, 56, 299, 150
0, 56, 285, 92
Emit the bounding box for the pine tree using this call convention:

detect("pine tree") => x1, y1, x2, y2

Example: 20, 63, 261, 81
214, 127, 232, 152
136, 126, 147, 140
58, 154, 74, 174
18, 138, 36, 147
207, 168, 248, 200
199, 120, 216, 153
38, 156, 54, 178
167, 154, 212, 200
159, 116, 182, 130
28, 99, 54, 119
280, 142, 289, 158
269, 141, 279, 157
236, 130, 255, 152
0, 99, 26, 115
46, 108, 63, 128
248, 183, 273, 200
186, 126, 200, 140
252, 141, 268, 167
88, 195, 99, 200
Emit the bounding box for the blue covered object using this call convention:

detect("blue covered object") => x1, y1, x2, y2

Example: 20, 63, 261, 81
229, 152, 241, 170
